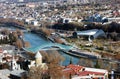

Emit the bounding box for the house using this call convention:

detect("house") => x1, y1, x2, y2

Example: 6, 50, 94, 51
0, 69, 27, 79
73, 29, 106, 41
24, 18, 34, 24
82, 14, 108, 23
26, 3, 36, 8
108, 17, 120, 22
0, 69, 11, 79
58, 18, 72, 23
63, 64, 108, 79
113, 10, 120, 17
0, 34, 8, 39
10, 70, 27, 79
31, 20, 39, 26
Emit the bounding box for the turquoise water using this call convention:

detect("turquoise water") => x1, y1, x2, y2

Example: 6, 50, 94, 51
23, 32, 79, 66
23, 42, 73, 53
23, 33, 51, 48
1, 25, 79, 66
60, 52, 80, 65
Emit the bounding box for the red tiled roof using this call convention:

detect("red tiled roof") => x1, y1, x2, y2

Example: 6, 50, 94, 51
63, 68, 74, 73
66, 64, 84, 74
78, 71, 104, 76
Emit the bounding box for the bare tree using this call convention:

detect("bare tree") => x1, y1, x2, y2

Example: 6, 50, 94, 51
12, 31, 18, 40
24, 41, 31, 48
16, 29, 24, 36
46, 50, 64, 79
40, 28, 52, 36
27, 50, 65, 79
15, 39, 23, 49
54, 37, 64, 44
27, 65, 44, 79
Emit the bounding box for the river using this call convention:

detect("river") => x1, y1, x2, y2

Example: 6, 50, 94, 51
0, 26, 111, 68
23, 32, 80, 66
0, 25, 80, 65
22, 32, 111, 68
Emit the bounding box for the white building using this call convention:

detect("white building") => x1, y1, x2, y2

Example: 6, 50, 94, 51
31, 20, 39, 26
73, 29, 106, 41
11, 57, 20, 70
24, 18, 34, 24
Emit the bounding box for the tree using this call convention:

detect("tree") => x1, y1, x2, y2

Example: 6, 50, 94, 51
24, 41, 31, 48
40, 28, 52, 36
94, 60, 100, 68
45, 50, 64, 79
1, 63, 9, 69
27, 65, 44, 79
0, 38, 2, 44
111, 31, 118, 41
16, 29, 24, 36
12, 32, 18, 41
9, 32, 17, 44
4, 36, 9, 44
15, 39, 23, 49
54, 37, 64, 44
27, 50, 65, 79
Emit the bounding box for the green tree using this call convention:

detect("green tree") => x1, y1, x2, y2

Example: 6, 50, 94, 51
94, 60, 100, 68
0, 38, 2, 44
9, 33, 17, 44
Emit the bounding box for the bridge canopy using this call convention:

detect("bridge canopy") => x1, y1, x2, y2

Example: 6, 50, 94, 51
23, 43, 74, 53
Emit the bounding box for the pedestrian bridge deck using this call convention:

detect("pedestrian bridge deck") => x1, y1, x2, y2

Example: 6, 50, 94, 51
23, 43, 74, 53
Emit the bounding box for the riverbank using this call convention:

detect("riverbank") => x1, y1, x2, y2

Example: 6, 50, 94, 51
30, 29, 52, 41
0, 21, 26, 30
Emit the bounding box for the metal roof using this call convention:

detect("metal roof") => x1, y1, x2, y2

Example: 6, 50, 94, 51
76, 29, 99, 36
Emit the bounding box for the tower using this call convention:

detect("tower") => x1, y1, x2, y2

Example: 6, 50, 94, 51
35, 51, 42, 66
10, 56, 20, 70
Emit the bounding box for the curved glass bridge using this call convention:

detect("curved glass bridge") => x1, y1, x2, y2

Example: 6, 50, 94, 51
23, 43, 74, 53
